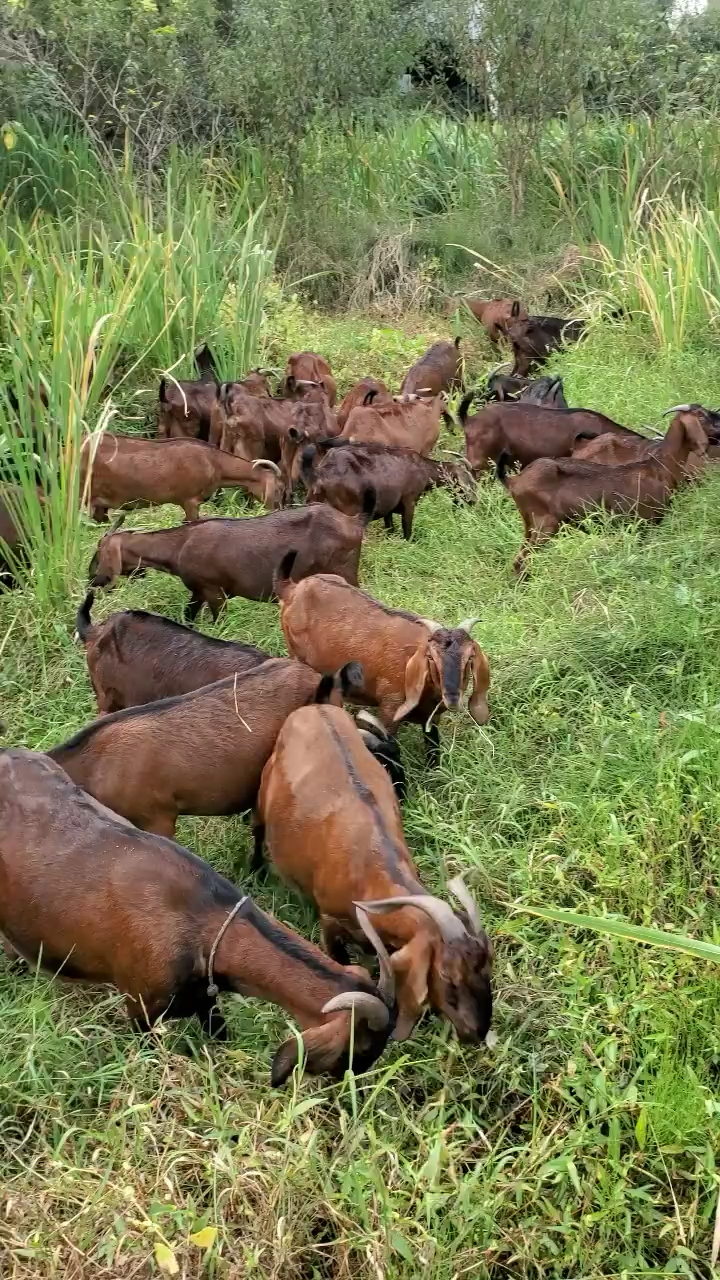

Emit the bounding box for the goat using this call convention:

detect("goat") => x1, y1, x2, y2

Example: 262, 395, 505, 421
279, 352, 336, 406
459, 298, 528, 349
0, 748, 395, 1084
485, 372, 568, 408
76, 592, 269, 713
400, 339, 463, 398
87, 493, 375, 620
254, 703, 492, 1041
48, 659, 362, 838
158, 347, 272, 442
302, 440, 476, 538
276, 563, 490, 759
340, 390, 445, 456
459, 397, 643, 477
80, 434, 283, 522
572, 404, 720, 467
497, 410, 708, 574
506, 315, 586, 378
336, 379, 392, 430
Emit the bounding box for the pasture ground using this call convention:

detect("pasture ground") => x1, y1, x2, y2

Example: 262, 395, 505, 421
2, 303, 720, 1279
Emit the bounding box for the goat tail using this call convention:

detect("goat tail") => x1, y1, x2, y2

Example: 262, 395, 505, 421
314, 661, 364, 705
76, 591, 95, 643
495, 451, 512, 487
360, 486, 377, 526
458, 391, 475, 425
273, 549, 298, 600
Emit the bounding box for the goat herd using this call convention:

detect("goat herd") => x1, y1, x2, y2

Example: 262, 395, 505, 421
1, 296, 717, 1087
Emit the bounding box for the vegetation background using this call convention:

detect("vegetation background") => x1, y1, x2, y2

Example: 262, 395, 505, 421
3, 1, 720, 1276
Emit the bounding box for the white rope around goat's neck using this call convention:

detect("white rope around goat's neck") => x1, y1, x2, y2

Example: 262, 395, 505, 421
207, 896, 249, 1000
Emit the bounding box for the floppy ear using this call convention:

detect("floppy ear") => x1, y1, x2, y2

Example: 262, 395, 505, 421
271, 1017, 351, 1086
393, 637, 430, 723
390, 933, 434, 1040
467, 642, 490, 725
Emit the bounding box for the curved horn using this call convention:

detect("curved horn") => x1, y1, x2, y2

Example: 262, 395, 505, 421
251, 458, 282, 475
356, 710, 390, 738
356, 895, 466, 943
448, 875, 483, 935
457, 616, 480, 634
321, 991, 389, 1031
295, 379, 322, 388
662, 404, 692, 416
252, 367, 277, 377
418, 618, 442, 633
354, 905, 395, 1004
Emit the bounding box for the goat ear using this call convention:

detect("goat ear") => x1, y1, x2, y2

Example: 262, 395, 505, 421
271, 1019, 351, 1086
106, 536, 124, 584
390, 934, 433, 1040
467, 642, 491, 725
393, 637, 430, 723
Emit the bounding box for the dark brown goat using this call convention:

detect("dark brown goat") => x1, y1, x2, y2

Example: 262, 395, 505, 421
48, 658, 361, 837
0, 748, 395, 1084
459, 397, 642, 476
336, 379, 392, 431
210, 382, 339, 498
87, 496, 375, 620
158, 346, 272, 442
400, 339, 463, 398
302, 441, 476, 538
572, 404, 719, 467
486, 372, 568, 407
506, 315, 586, 378
80, 434, 283, 521
498, 411, 708, 574
279, 352, 336, 405
277, 566, 490, 759
255, 703, 492, 1041
76, 592, 269, 713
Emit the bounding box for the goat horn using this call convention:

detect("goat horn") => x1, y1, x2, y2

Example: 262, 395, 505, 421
447, 875, 483, 935
355, 895, 466, 943
418, 618, 442, 633
662, 404, 692, 416
457, 617, 480, 634
251, 459, 282, 475
295, 379, 322, 388
487, 361, 513, 377
321, 990, 389, 1031
356, 710, 389, 739
253, 367, 277, 376
354, 905, 396, 1005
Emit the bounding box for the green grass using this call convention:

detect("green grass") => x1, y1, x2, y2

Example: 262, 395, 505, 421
2, 305, 720, 1278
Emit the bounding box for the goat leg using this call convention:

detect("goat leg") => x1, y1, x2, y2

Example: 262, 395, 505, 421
424, 722, 441, 766
250, 822, 266, 874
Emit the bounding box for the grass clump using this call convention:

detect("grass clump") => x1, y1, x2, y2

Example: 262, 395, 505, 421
2, 311, 720, 1278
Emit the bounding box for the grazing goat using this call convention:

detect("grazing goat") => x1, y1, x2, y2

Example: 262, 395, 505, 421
210, 382, 338, 499
336, 379, 392, 430
498, 409, 708, 574
276, 564, 490, 759
460, 298, 527, 349
340, 390, 445, 456
400, 339, 463, 398
255, 703, 492, 1041
459, 397, 642, 476
302, 440, 476, 538
0, 748, 395, 1084
80, 434, 283, 522
279, 352, 337, 406
76, 592, 269, 713
572, 404, 720, 467
87, 494, 374, 619
506, 315, 586, 378
157, 346, 272, 442
49, 658, 361, 837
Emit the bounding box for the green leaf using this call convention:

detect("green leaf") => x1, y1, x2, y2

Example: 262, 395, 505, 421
154, 1242, 179, 1274
389, 1231, 413, 1262
513, 905, 720, 962
635, 1109, 647, 1150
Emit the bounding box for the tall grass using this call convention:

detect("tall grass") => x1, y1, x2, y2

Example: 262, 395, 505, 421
0, 127, 273, 601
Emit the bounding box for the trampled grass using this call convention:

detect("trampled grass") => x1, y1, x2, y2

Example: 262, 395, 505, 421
2, 305, 720, 1278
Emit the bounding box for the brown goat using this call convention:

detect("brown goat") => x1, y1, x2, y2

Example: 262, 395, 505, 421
0, 748, 395, 1084
572, 404, 720, 469
48, 658, 361, 838
255, 703, 492, 1041
400, 339, 463, 398
498, 411, 709, 574
455, 298, 527, 349
209, 383, 339, 499
157, 346, 271, 442
276, 565, 490, 759
76, 592, 269, 713
459, 396, 643, 476
341, 391, 445, 456
336, 379, 392, 430
80, 434, 283, 521
302, 440, 476, 538
279, 352, 336, 406
87, 495, 375, 620
506, 315, 586, 378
